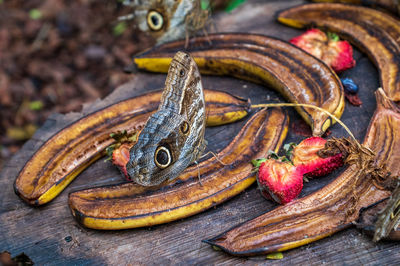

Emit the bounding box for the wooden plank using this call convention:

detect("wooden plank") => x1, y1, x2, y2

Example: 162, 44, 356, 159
1, 0, 400, 264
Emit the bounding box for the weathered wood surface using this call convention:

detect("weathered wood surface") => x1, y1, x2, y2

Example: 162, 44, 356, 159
1, 0, 400, 264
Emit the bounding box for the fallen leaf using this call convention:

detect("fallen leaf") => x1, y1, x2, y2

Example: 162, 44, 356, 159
266, 252, 284, 260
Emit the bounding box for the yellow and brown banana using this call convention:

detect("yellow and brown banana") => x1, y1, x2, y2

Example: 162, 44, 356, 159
311, 0, 400, 16
68, 108, 289, 230
203, 88, 400, 256
14, 90, 251, 206
133, 33, 345, 136
278, 3, 400, 101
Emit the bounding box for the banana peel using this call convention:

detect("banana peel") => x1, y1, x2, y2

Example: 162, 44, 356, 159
14, 90, 251, 206
203, 88, 399, 256
133, 33, 345, 136
68, 108, 289, 230
311, 0, 400, 15
278, 3, 400, 101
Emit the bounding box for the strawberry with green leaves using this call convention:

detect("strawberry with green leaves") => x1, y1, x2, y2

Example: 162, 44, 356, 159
252, 154, 303, 204
105, 130, 137, 180
290, 29, 355, 72
252, 137, 345, 205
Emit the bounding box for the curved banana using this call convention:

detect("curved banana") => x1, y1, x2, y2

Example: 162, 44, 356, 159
278, 3, 400, 101
203, 88, 399, 256
133, 33, 345, 136
311, 0, 400, 16
14, 90, 250, 206
68, 108, 289, 230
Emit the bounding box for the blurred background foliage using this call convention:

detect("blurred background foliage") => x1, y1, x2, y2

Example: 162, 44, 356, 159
0, 0, 245, 168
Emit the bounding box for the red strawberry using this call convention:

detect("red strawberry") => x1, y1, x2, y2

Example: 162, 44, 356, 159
290, 29, 327, 57
291, 136, 343, 177
256, 159, 303, 204
105, 130, 138, 180
290, 29, 355, 72
112, 143, 132, 180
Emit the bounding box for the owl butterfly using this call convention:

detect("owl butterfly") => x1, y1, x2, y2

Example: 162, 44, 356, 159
126, 51, 207, 186
120, 0, 209, 45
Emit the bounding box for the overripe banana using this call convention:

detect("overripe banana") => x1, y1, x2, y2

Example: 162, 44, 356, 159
14, 90, 250, 206
68, 108, 289, 230
133, 33, 345, 136
203, 88, 400, 256
311, 0, 400, 15
278, 3, 400, 101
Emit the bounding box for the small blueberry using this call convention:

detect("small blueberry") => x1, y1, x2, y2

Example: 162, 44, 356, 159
341, 78, 359, 94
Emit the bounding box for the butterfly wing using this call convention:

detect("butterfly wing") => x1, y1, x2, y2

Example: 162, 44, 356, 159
127, 0, 186, 43
126, 51, 206, 186
123, 0, 207, 44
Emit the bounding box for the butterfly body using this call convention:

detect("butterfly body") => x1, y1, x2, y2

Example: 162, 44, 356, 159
126, 51, 206, 186
122, 0, 209, 44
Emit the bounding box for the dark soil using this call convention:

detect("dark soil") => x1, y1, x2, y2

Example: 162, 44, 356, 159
0, 0, 155, 168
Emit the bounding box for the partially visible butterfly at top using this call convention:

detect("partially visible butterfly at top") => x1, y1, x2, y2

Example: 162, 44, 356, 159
119, 0, 210, 46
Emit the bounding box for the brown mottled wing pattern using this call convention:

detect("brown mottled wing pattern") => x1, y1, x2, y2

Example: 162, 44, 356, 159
122, 0, 207, 44
126, 51, 206, 186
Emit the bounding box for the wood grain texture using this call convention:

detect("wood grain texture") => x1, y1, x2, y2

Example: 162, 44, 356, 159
1, 0, 400, 264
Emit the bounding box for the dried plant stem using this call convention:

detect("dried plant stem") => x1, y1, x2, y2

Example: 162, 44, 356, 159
251, 103, 362, 149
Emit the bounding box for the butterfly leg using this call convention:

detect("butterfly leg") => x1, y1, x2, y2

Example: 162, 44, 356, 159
202, 28, 212, 46
210, 18, 217, 34
194, 160, 203, 186
185, 30, 190, 49
199, 151, 226, 166
118, 14, 135, 21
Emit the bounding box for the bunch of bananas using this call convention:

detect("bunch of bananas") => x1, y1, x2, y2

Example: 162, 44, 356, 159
15, 32, 344, 225
204, 3, 400, 256
13, 1, 400, 257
